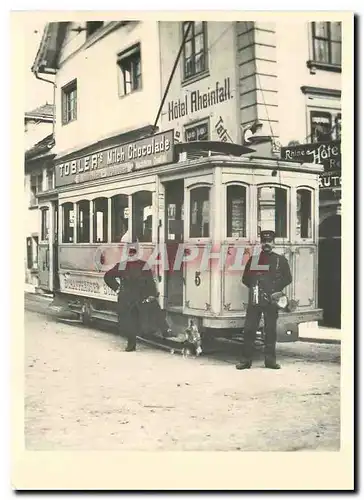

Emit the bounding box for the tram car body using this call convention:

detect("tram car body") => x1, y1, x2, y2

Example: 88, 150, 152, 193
39, 134, 324, 342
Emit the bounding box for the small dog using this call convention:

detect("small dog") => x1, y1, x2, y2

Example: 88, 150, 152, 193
182, 321, 202, 358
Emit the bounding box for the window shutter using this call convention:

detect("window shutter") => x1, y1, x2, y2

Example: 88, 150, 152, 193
62, 90, 67, 125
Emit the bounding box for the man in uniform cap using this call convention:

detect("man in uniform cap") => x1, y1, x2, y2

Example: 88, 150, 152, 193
236, 230, 292, 370
104, 242, 171, 352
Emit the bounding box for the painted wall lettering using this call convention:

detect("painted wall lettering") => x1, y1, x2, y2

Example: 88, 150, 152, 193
167, 78, 233, 122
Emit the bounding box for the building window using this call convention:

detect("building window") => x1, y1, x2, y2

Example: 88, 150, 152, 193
312, 22, 342, 66
296, 189, 313, 239
26, 237, 33, 269
226, 185, 247, 238
310, 109, 341, 143
183, 21, 208, 80
86, 21, 104, 38
117, 44, 142, 97
62, 80, 77, 125
132, 191, 153, 242
41, 208, 49, 241
30, 173, 43, 206
189, 186, 210, 238
257, 186, 288, 239
62, 203, 75, 243
46, 168, 53, 191
111, 194, 129, 242
185, 120, 209, 142
93, 197, 108, 243
77, 201, 90, 243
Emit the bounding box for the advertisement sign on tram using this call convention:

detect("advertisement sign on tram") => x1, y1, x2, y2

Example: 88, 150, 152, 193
55, 130, 175, 188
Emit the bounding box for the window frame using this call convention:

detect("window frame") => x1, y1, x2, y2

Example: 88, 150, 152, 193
61, 79, 77, 126
307, 106, 342, 144
92, 197, 109, 244
296, 187, 314, 242
117, 43, 142, 98
111, 193, 130, 243
311, 21, 342, 68
184, 117, 210, 142
224, 182, 250, 241
182, 21, 208, 82
61, 202, 75, 244
131, 190, 153, 243
40, 207, 50, 242
187, 183, 212, 241
76, 200, 91, 244
256, 184, 290, 242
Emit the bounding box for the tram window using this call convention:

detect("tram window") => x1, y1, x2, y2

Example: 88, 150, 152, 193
62, 203, 75, 243
93, 197, 108, 243
297, 189, 312, 239
257, 186, 287, 238
41, 208, 49, 241
132, 191, 153, 242
77, 201, 90, 243
190, 186, 210, 238
226, 185, 246, 238
111, 194, 129, 242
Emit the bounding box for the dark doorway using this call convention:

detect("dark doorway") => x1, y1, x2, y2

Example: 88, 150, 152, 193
164, 180, 184, 309
318, 214, 341, 328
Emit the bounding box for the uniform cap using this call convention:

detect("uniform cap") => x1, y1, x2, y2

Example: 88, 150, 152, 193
260, 230, 275, 242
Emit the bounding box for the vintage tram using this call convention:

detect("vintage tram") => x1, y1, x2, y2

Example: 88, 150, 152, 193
37, 131, 324, 344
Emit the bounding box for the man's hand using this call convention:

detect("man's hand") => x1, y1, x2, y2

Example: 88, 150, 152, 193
142, 296, 156, 304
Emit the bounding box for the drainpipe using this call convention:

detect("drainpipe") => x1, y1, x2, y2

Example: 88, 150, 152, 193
33, 71, 56, 138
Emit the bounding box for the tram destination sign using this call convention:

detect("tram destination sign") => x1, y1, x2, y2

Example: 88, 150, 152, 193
55, 130, 174, 187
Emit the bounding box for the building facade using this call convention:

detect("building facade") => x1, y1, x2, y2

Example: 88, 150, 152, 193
158, 20, 341, 328
24, 104, 55, 290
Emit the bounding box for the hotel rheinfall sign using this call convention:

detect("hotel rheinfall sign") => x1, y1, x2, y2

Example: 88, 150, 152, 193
55, 130, 174, 187
280, 140, 341, 190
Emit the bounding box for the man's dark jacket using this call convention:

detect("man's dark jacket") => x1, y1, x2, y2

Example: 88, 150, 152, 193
243, 251, 292, 299
104, 259, 164, 335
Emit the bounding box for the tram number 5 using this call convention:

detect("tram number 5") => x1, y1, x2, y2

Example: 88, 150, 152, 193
194, 271, 201, 287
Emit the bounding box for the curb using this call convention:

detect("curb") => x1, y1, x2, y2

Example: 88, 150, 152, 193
299, 337, 341, 345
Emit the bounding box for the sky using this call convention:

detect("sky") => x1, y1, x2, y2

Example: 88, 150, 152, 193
24, 21, 54, 112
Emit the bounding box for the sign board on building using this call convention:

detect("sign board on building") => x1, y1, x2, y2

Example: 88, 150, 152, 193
55, 130, 175, 188
280, 141, 341, 190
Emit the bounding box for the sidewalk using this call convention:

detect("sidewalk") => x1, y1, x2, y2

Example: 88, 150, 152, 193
299, 322, 341, 344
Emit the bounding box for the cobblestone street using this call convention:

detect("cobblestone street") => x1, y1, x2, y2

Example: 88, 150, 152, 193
24, 309, 341, 452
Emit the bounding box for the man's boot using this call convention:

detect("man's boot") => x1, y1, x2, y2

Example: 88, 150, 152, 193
264, 354, 281, 369
125, 344, 136, 352
236, 358, 252, 370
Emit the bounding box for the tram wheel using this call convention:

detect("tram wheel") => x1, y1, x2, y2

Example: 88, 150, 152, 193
81, 301, 93, 326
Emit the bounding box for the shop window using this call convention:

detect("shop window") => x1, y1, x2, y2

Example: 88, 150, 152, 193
312, 22, 341, 66
76, 201, 90, 243
62, 203, 75, 243
132, 191, 153, 242
226, 185, 247, 238
62, 80, 77, 125
297, 189, 313, 239
41, 208, 49, 241
117, 44, 142, 97
335, 113, 341, 141
93, 197, 108, 243
182, 21, 208, 80
111, 194, 129, 242
185, 120, 209, 142
257, 186, 287, 238
86, 21, 104, 38
189, 186, 210, 238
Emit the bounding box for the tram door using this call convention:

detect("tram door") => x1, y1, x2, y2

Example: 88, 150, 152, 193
38, 206, 50, 290
164, 180, 184, 309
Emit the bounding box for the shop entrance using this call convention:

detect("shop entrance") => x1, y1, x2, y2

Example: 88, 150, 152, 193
318, 214, 341, 328
164, 180, 184, 310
